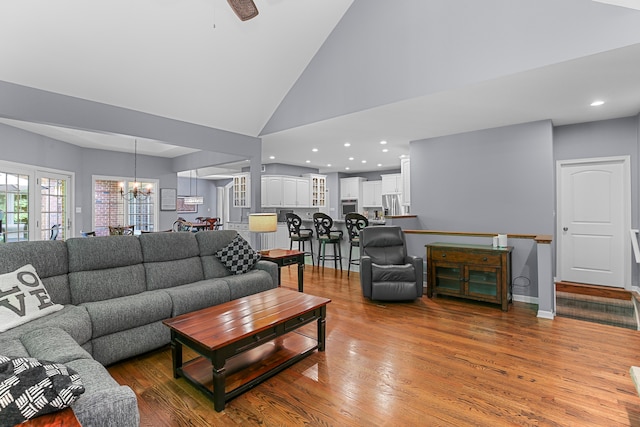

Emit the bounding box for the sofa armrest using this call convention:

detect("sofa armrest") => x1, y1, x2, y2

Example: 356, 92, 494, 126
254, 260, 278, 287
359, 255, 373, 298
406, 256, 424, 297
72, 386, 139, 427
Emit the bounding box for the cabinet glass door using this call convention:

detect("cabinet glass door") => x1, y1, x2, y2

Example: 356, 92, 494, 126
465, 266, 499, 299
434, 264, 461, 292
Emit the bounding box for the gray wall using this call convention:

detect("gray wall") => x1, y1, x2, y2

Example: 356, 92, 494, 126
0, 122, 177, 234
407, 120, 555, 298
264, 0, 640, 134
554, 115, 640, 290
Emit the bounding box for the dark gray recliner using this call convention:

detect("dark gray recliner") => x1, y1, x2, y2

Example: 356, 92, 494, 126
359, 226, 423, 301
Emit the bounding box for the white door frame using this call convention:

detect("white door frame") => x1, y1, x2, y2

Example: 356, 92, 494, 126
556, 155, 631, 289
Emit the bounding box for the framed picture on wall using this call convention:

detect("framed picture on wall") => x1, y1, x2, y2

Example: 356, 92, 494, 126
160, 188, 177, 211
177, 196, 198, 213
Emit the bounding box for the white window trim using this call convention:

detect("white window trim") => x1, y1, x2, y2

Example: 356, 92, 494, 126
92, 174, 159, 233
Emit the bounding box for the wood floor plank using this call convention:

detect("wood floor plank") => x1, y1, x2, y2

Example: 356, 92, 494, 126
107, 265, 640, 426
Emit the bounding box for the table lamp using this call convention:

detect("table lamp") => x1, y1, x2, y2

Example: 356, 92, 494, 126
248, 213, 277, 253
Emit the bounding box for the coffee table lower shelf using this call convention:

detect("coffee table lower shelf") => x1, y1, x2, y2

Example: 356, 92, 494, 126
178, 332, 318, 406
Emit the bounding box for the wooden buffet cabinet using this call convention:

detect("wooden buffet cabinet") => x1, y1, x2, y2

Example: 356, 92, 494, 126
426, 243, 513, 311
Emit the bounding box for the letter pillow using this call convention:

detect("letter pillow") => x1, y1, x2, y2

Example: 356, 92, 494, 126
0, 264, 63, 333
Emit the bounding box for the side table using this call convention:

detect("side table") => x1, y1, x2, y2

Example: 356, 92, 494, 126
259, 249, 305, 292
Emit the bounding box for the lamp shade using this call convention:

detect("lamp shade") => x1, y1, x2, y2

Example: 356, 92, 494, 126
248, 213, 277, 233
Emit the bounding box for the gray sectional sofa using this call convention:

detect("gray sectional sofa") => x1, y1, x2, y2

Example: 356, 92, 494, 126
0, 230, 278, 426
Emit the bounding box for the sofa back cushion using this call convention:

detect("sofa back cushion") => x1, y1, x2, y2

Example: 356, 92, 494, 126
0, 241, 71, 305
195, 230, 239, 279
66, 236, 146, 304
138, 232, 204, 290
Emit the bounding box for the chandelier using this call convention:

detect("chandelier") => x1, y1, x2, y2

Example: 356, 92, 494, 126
120, 140, 153, 201
184, 170, 204, 205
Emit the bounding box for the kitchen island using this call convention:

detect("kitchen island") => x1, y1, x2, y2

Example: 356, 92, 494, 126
301, 217, 385, 271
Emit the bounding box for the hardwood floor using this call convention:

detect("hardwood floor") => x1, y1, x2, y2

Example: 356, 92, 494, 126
108, 266, 640, 426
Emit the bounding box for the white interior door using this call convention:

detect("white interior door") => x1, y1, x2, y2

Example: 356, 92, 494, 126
557, 156, 630, 288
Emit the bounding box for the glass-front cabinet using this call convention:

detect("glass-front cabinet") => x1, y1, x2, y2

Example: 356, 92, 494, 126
305, 174, 326, 208
427, 243, 512, 311
233, 173, 250, 208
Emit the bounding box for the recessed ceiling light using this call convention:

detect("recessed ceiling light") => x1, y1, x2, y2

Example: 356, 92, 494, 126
345, 167, 350, 170
327, 164, 332, 167
348, 157, 354, 161
361, 160, 367, 163
312, 148, 318, 152
380, 140, 387, 145
305, 160, 311, 163
399, 154, 406, 158
269, 155, 275, 159
382, 148, 388, 153
344, 142, 351, 147
590, 100, 605, 106
377, 163, 382, 167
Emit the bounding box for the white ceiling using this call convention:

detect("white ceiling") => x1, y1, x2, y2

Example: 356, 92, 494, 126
1, 0, 640, 177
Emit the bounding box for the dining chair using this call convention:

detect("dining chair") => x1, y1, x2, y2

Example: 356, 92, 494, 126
109, 225, 135, 235
172, 219, 193, 232
49, 224, 61, 240
345, 213, 369, 277
312, 212, 343, 270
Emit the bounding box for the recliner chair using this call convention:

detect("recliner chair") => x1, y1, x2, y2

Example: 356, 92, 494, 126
359, 226, 423, 301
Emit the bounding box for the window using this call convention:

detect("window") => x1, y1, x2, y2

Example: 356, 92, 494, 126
94, 178, 157, 236
0, 172, 30, 243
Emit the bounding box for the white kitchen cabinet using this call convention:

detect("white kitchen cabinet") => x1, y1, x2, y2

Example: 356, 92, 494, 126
305, 174, 327, 208
381, 173, 402, 195
401, 158, 411, 206
362, 180, 382, 207
261, 176, 310, 207
340, 177, 365, 199
283, 177, 310, 207
262, 176, 283, 207
233, 173, 250, 207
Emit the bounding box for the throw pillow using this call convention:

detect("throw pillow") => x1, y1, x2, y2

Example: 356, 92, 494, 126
0, 264, 64, 333
215, 234, 261, 275
0, 355, 85, 426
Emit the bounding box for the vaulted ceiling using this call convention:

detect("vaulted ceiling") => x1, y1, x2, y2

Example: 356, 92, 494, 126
1, 0, 640, 176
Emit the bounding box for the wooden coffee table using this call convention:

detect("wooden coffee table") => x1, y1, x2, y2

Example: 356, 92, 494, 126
162, 288, 331, 412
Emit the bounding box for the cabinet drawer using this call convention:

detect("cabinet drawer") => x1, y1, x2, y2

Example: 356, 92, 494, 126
431, 249, 501, 265
234, 326, 278, 354
284, 310, 318, 332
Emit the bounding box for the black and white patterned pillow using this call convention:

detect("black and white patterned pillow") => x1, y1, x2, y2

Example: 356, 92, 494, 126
215, 234, 261, 275
0, 355, 85, 426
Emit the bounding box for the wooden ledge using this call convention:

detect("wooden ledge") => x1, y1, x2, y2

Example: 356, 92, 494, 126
404, 229, 552, 243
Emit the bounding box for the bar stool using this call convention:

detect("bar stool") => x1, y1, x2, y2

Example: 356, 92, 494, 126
345, 213, 368, 277
313, 212, 343, 270
285, 213, 314, 266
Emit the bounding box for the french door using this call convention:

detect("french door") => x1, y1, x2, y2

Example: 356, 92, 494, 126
0, 163, 72, 242
36, 171, 72, 241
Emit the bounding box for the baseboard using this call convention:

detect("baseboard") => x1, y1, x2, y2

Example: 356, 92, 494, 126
513, 294, 538, 305
537, 310, 555, 319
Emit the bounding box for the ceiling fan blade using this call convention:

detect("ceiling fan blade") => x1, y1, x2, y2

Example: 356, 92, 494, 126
227, 0, 259, 21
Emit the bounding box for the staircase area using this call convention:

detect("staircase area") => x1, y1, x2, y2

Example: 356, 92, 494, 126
555, 282, 638, 330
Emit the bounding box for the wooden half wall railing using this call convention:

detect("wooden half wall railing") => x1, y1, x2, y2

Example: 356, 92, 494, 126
403, 229, 555, 319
